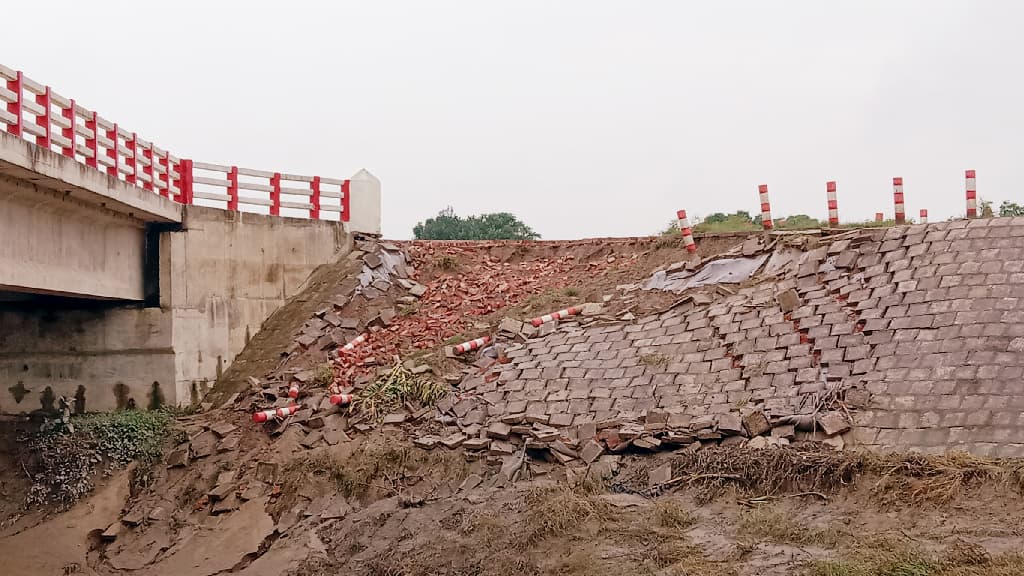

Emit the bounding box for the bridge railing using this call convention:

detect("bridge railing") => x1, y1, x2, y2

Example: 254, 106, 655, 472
0, 64, 349, 222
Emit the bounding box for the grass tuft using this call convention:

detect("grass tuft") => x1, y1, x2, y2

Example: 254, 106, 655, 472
522, 484, 607, 545
737, 506, 849, 548
356, 363, 450, 421
640, 353, 669, 367
656, 498, 696, 530
435, 254, 459, 270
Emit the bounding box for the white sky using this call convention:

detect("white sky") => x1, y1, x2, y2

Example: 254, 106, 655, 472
3, 1, 1022, 238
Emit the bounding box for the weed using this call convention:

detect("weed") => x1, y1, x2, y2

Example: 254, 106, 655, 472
654, 235, 680, 250
656, 499, 696, 530
314, 362, 334, 387
640, 353, 669, 367
563, 286, 581, 297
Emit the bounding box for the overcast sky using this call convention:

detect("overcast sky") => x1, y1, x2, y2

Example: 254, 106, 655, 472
4, 1, 1022, 238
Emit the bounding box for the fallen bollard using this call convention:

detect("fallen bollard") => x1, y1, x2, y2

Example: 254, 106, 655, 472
252, 404, 300, 423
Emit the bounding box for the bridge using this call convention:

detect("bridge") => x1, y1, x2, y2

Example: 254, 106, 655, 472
0, 64, 380, 413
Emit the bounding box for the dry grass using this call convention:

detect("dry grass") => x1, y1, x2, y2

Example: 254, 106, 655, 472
614, 445, 863, 503
522, 484, 608, 545
287, 440, 469, 500
870, 451, 1024, 506
656, 499, 696, 530
736, 506, 849, 548
613, 446, 1024, 506
809, 535, 1024, 576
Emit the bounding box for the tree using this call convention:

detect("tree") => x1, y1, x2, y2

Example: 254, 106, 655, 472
999, 201, 1024, 217
413, 207, 541, 240
692, 210, 759, 233
775, 214, 821, 230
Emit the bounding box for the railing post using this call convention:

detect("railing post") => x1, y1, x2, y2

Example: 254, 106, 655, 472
310, 176, 321, 219
158, 152, 169, 197
182, 159, 194, 204
174, 159, 194, 204
85, 111, 98, 168
125, 132, 137, 185
270, 172, 281, 216
5, 70, 22, 136
60, 99, 75, 159
142, 144, 153, 191
34, 86, 51, 148
106, 123, 119, 178
227, 166, 239, 211
341, 179, 351, 222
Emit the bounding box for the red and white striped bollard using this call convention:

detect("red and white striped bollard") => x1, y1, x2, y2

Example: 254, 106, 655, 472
965, 169, 977, 218
252, 404, 300, 423
342, 333, 367, 352
329, 393, 354, 406
453, 336, 490, 354
676, 210, 697, 253
288, 382, 300, 399
758, 184, 773, 230
875, 212, 884, 222
529, 307, 581, 327
826, 181, 839, 227
893, 177, 905, 224
919, 209, 928, 224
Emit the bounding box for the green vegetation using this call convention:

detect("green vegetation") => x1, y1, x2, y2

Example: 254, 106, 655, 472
314, 362, 334, 387
24, 409, 176, 509
414, 206, 540, 240
999, 201, 1024, 217
356, 362, 449, 421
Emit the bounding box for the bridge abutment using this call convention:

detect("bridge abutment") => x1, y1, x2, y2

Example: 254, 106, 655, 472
0, 206, 350, 413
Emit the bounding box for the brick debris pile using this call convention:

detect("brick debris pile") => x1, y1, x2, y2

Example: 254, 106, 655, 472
233, 237, 636, 440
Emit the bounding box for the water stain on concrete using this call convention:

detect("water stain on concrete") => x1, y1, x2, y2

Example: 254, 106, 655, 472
114, 382, 130, 410
74, 385, 86, 414
8, 381, 29, 403
40, 386, 55, 413
148, 381, 165, 411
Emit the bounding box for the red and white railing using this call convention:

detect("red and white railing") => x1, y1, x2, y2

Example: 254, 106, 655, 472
0, 64, 349, 222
